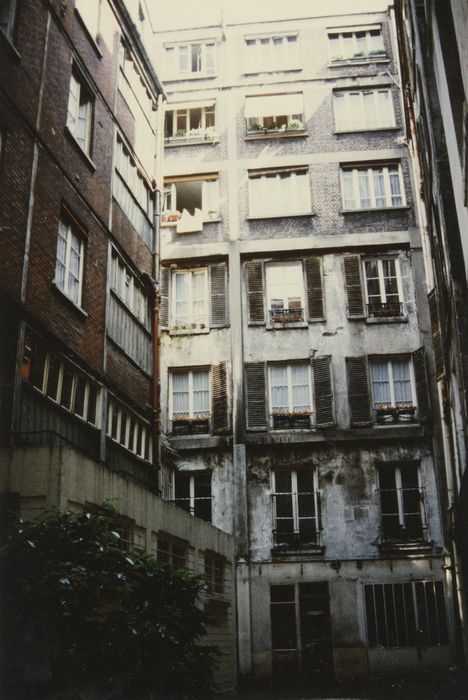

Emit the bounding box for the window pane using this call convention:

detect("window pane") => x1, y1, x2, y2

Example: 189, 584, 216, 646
291, 365, 310, 412
270, 366, 288, 411
392, 362, 412, 403
60, 365, 74, 410
372, 169, 386, 207
46, 354, 61, 400
192, 370, 209, 416
172, 373, 189, 416
371, 362, 390, 405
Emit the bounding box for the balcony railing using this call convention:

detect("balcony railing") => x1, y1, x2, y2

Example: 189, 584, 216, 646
367, 301, 404, 318
271, 412, 313, 429
269, 307, 304, 325
374, 404, 417, 425
171, 416, 210, 435
272, 492, 321, 547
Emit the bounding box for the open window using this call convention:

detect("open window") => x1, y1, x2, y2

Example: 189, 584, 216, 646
272, 469, 321, 547
174, 472, 212, 522
265, 261, 305, 325
245, 94, 304, 134
164, 41, 216, 78
165, 101, 216, 141
378, 462, 426, 543
328, 25, 386, 63
363, 258, 403, 318
163, 174, 219, 232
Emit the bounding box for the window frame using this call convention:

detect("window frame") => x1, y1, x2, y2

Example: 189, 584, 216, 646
156, 534, 188, 569
271, 469, 321, 546
110, 250, 150, 329
363, 257, 404, 318
170, 267, 209, 331
333, 87, 396, 132
204, 551, 224, 595
268, 363, 314, 429
264, 260, 307, 326
164, 103, 216, 141
248, 167, 312, 218
377, 462, 426, 542
245, 93, 304, 134
327, 26, 386, 63
169, 368, 211, 432
173, 471, 212, 522
370, 357, 417, 423
243, 33, 300, 74
66, 66, 94, 156
340, 163, 406, 211
165, 41, 217, 78
55, 216, 85, 307
162, 175, 220, 225
106, 398, 153, 462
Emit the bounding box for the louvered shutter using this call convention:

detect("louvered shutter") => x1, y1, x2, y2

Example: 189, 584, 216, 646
313, 355, 334, 428
344, 256, 365, 318
159, 267, 170, 330
210, 263, 228, 328
346, 357, 371, 426
305, 257, 324, 321
245, 362, 267, 430
212, 361, 229, 433
413, 347, 430, 422
245, 261, 265, 324
428, 290, 444, 378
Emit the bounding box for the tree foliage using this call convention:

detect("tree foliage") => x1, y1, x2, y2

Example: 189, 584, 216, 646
1, 508, 216, 699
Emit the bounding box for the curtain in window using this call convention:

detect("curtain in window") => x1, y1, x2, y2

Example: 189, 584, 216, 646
373, 169, 386, 207
172, 374, 189, 416
389, 167, 402, 205
192, 371, 209, 416
358, 170, 371, 208
291, 365, 310, 412
174, 273, 190, 325
192, 270, 207, 323
392, 362, 412, 403
371, 362, 390, 404
342, 171, 355, 209
363, 91, 377, 127
271, 366, 288, 412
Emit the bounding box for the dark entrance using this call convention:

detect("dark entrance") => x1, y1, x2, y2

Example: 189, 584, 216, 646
299, 582, 333, 679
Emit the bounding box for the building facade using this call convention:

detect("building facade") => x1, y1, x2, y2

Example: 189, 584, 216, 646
395, 0, 468, 658
156, 4, 456, 683
0, 0, 236, 691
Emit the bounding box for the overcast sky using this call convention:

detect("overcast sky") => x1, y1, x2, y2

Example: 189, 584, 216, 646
151, 0, 391, 31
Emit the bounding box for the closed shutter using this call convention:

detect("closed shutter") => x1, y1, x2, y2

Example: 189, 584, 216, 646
428, 290, 444, 378
313, 355, 334, 428
245, 362, 267, 430
344, 256, 365, 318
346, 357, 371, 426
413, 347, 430, 422
159, 266, 170, 329
210, 263, 228, 328
245, 261, 265, 324
305, 257, 324, 321
212, 361, 229, 433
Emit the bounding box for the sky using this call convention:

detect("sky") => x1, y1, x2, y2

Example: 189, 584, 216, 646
151, 0, 391, 31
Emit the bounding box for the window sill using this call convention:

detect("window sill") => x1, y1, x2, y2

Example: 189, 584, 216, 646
247, 211, 314, 221
64, 127, 96, 171
161, 217, 221, 228
328, 57, 389, 67
74, 9, 103, 58
51, 282, 88, 319
164, 137, 219, 148
266, 322, 308, 331
341, 205, 409, 214
169, 434, 232, 450
366, 315, 408, 325
335, 126, 401, 135
169, 326, 210, 336
378, 540, 433, 556
272, 543, 325, 558
0, 28, 21, 60
166, 73, 217, 81
243, 68, 302, 76
245, 130, 307, 141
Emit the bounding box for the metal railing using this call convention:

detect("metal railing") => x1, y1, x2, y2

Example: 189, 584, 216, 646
374, 404, 417, 424
269, 307, 304, 324
367, 302, 403, 318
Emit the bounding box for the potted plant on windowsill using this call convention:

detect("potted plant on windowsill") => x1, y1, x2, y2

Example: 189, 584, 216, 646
272, 410, 313, 429
395, 404, 417, 422
247, 122, 262, 133
287, 120, 304, 131
375, 405, 397, 423
162, 211, 181, 223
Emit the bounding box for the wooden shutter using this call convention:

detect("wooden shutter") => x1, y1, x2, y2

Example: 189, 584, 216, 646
428, 290, 444, 378
159, 266, 170, 330
413, 347, 430, 422
210, 263, 228, 328
245, 261, 265, 324
343, 256, 365, 318
245, 362, 267, 430
313, 355, 334, 428
305, 257, 324, 321
346, 357, 371, 426
212, 361, 229, 433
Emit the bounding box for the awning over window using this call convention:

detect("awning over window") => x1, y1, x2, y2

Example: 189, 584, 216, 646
166, 100, 215, 112
244, 93, 303, 118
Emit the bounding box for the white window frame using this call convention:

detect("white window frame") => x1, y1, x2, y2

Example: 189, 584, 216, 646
334, 88, 395, 131
174, 472, 212, 521
204, 552, 224, 595
244, 33, 299, 73
165, 104, 216, 140
107, 398, 152, 462
363, 257, 403, 315
248, 169, 311, 218
171, 268, 209, 330
162, 177, 219, 221
370, 358, 416, 409
378, 463, 426, 535
272, 469, 320, 539
268, 363, 313, 424
55, 218, 84, 306
170, 368, 211, 422
265, 260, 306, 323
0, 0, 17, 39
341, 164, 405, 210
110, 251, 150, 328
327, 26, 385, 62
165, 41, 216, 78
245, 93, 304, 133
66, 68, 93, 154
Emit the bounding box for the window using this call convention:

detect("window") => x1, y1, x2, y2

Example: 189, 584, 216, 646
170, 369, 210, 434
171, 268, 208, 329
328, 26, 385, 62
370, 358, 416, 423
364, 581, 448, 648
118, 41, 153, 117
113, 136, 154, 247
204, 552, 224, 594
0, 0, 17, 39
156, 535, 187, 568
25, 336, 101, 427
162, 175, 219, 231
110, 251, 149, 328
265, 261, 305, 324
270, 585, 297, 650
334, 88, 395, 131
107, 398, 152, 462
164, 41, 216, 78
245, 94, 304, 133
75, 0, 100, 40
272, 470, 320, 546
269, 364, 313, 429
363, 258, 403, 318
174, 472, 211, 522
244, 34, 299, 73
248, 167, 311, 218
378, 463, 425, 542
55, 216, 84, 306
165, 102, 216, 140
341, 164, 405, 210
67, 68, 93, 154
